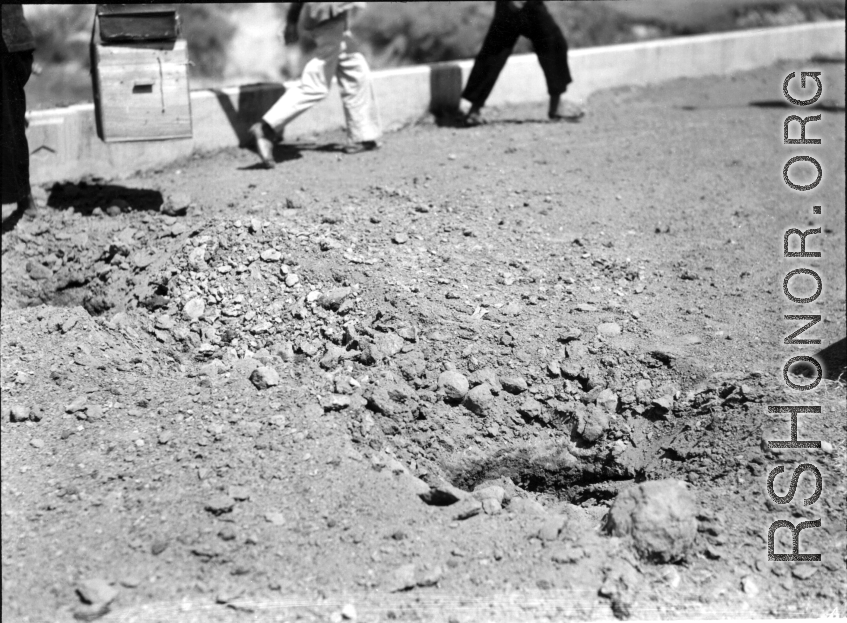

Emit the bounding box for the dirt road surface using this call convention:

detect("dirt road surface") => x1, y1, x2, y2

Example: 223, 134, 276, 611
1, 60, 845, 622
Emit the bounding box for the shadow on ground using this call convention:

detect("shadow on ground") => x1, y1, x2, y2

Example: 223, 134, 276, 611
46, 182, 164, 215
816, 337, 847, 382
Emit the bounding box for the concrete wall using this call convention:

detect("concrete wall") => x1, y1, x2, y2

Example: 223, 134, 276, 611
26, 21, 845, 186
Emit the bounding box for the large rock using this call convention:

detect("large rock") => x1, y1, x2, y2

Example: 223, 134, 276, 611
606, 480, 697, 563
437, 370, 469, 401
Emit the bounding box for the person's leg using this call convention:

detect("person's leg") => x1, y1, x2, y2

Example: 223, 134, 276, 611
461, 1, 521, 122
2, 51, 34, 210
521, 1, 582, 120
335, 22, 381, 148
251, 16, 345, 166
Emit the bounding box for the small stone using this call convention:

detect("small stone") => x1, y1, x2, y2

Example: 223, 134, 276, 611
389, 564, 417, 592
463, 383, 494, 416
652, 395, 674, 412
438, 370, 469, 401
741, 576, 759, 596
597, 322, 621, 336
419, 481, 468, 506
30, 438, 45, 449
150, 539, 168, 555
547, 361, 561, 377
264, 512, 286, 525
260, 249, 282, 262
26, 261, 52, 280
218, 525, 237, 541
451, 498, 483, 520
500, 375, 527, 394
119, 574, 142, 589
205, 495, 235, 515
9, 405, 30, 423
65, 396, 87, 414
791, 564, 818, 580
228, 485, 251, 501
183, 298, 205, 321
340, 603, 357, 620
392, 233, 409, 245
163, 192, 191, 216
820, 440, 833, 454
76, 578, 118, 606
85, 405, 102, 421
607, 480, 697, 563
250, 366, 280, 390
481, 498, 502, 515
469, 368, 501, 392
319, 287, 352, 311
550, 545, 585, 564
595, 388, 618, 412
537, 516, 565, 541
509, 497, 546, 515
158, 430, 174, 445
416, 565, 444, 587
581, 407, 609, 442
285, 274, 300, 287
518, 397, 543, 419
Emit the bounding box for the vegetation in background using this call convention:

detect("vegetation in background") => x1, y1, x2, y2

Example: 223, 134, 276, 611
22, 1, 846, 110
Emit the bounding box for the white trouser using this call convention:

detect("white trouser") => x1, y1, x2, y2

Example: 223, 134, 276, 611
262, 14, 381, 143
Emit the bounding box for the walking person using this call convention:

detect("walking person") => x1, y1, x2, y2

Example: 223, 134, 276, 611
249, 2, 382, 169
1, 4, 36, 225
462, 0, 584, 127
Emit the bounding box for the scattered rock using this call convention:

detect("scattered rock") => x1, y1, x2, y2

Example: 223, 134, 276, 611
183, 298, 205, 321
419, 481, 468, 506
388, 564, 417, 592
606, 479, 697, 562
550, 545, 585, 564
741, 575, 760, 596
437, 370, 469, 401
250, 366, 280, 390
392, 233, 409, 245
597, 322, 621, 336
319, 287, 352, 311
581, 407, 610, 443
76, 578, 118, 607
537, 516, 566, 541
162, 192, 191, 216
205, 495, 235, 515
260, 249, 281, 262
463, 383, 495, 415
451, 497, 482, 520
792, 564, 818, 580
595, 388, 618, 412
500, 375, 528, 394
9, 405, 30, 423
65, 396, 88, 414
518, 397, 544, 419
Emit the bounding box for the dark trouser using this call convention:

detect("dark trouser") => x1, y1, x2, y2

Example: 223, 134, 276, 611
1, 50, 33, 205
462, 0, 571, 108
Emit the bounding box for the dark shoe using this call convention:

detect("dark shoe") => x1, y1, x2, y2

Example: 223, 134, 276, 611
249, 122, 275, 169
463, 110, 485, 127
549, 101, 586, 122
343, 140, 380, 155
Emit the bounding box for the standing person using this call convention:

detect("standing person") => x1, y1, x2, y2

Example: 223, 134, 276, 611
461, 0, 584, 127
1, 4, 36, 224
249, 2, 382, 169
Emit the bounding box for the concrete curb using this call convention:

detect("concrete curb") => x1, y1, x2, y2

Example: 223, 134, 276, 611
26, 21, 845, 186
